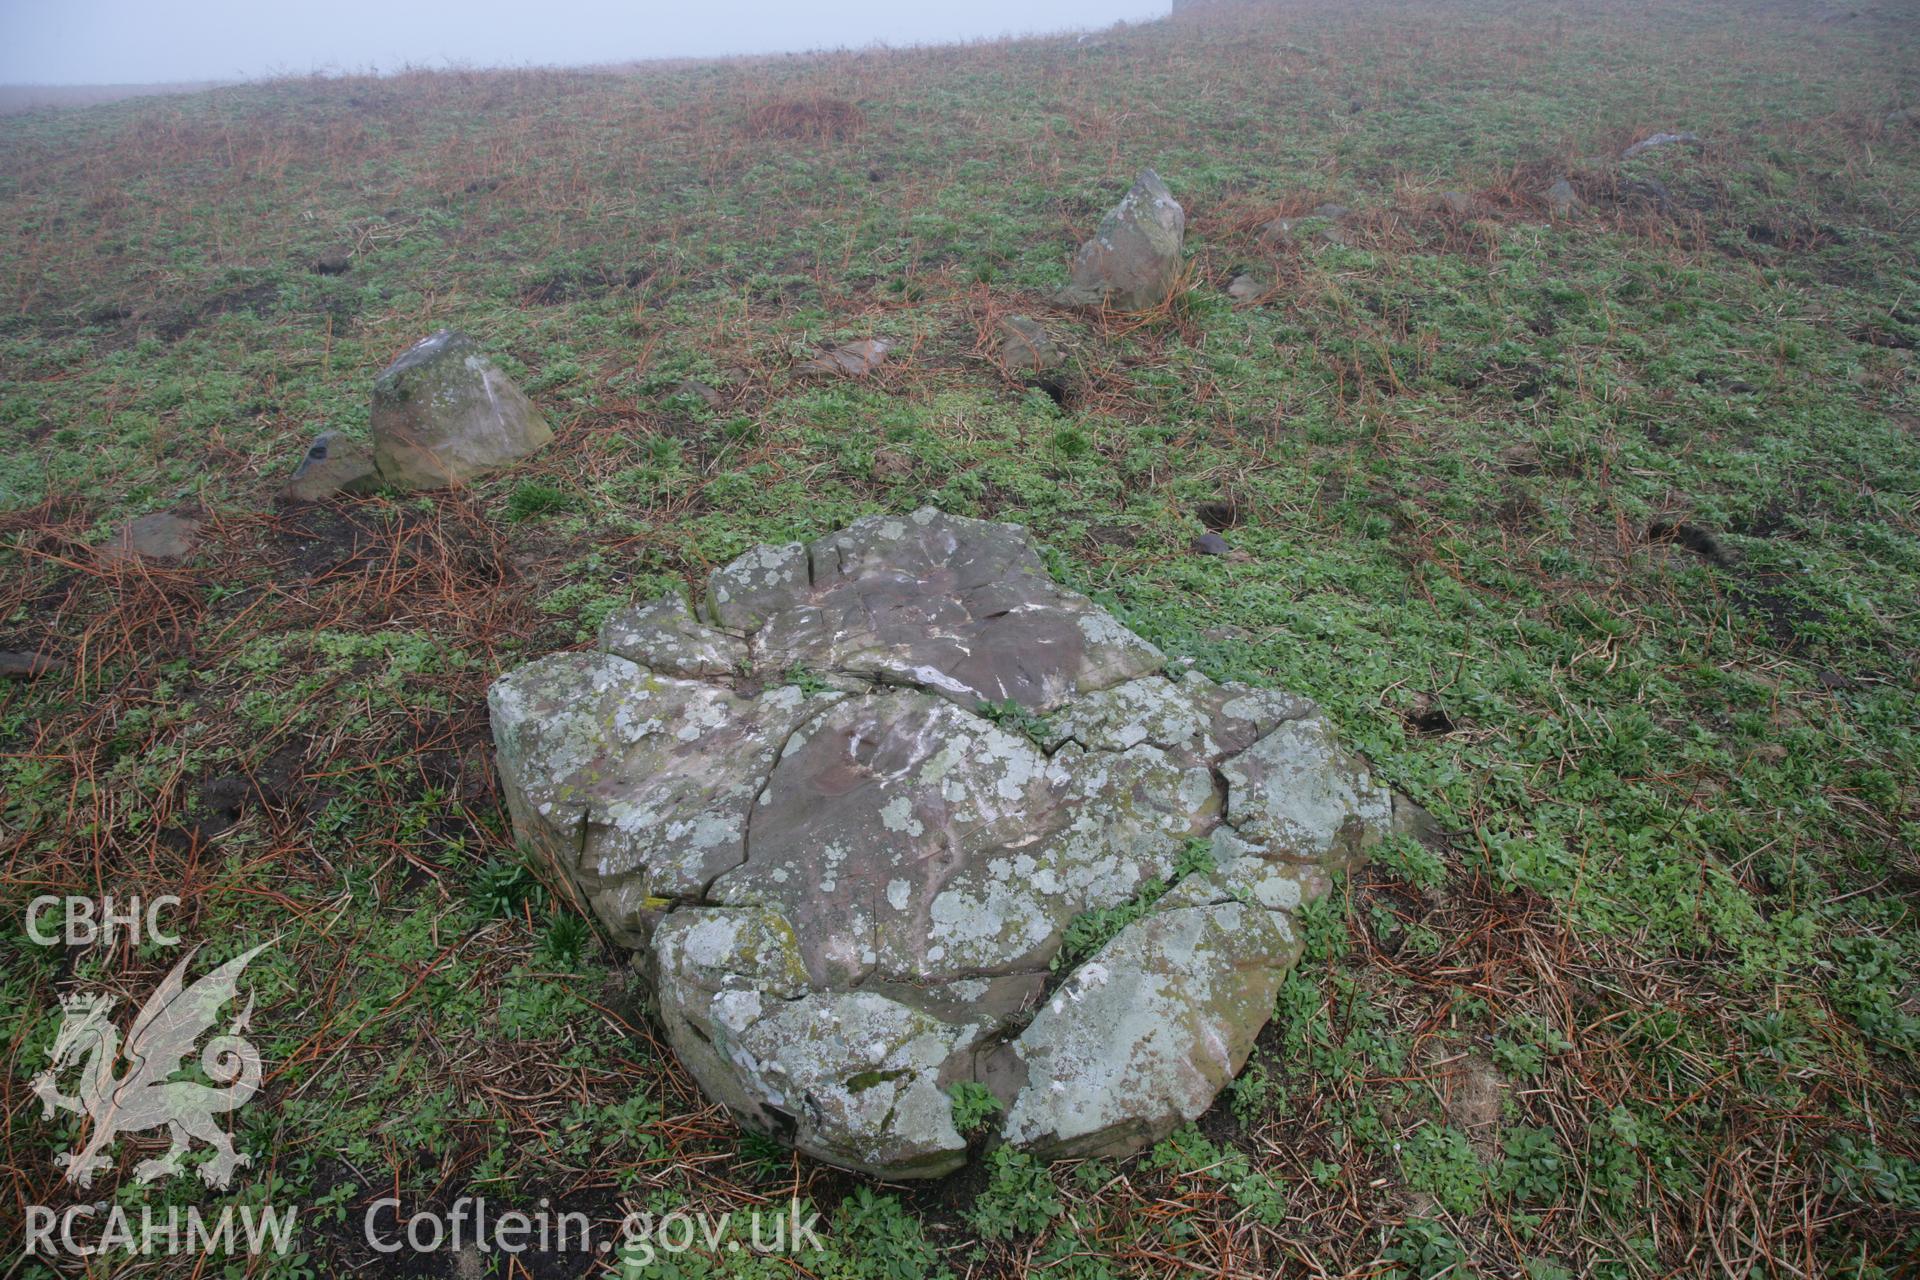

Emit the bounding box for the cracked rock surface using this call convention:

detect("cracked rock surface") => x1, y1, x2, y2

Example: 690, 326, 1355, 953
490, 508, 1391, 1177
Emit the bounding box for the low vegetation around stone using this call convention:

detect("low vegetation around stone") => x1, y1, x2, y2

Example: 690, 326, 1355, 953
1, 0, 1916, 1275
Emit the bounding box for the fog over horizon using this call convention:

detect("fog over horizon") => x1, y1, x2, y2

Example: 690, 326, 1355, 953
0, 0, 1171, 86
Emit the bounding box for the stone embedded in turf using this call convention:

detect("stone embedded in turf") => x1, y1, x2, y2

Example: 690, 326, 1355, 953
282, 431, 380, 501
801, 338, 891, 376
488, 507, 1392, 1177
1059, 169, 1187, 312
369, 329, 554, 490
100, 512, 202, 564
1226, 274, 1267, 302
1542, 177, 1582, 217
998, 314, 1063, 371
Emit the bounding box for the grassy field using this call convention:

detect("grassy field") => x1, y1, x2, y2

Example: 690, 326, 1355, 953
3, 0, 1917, 1274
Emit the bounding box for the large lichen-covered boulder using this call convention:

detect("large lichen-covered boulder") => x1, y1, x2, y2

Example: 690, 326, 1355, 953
370, 330, 553, 489
1059, 170, 1187, 311
489, 508, 1390, 1178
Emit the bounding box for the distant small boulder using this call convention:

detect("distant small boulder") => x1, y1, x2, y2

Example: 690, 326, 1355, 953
370, 330, 554, 490
1059, 169, 1186, 312
803, 339, 892, 377
1621, 131, 1702, 160
1541, 178, 1582, 217
1226, 274, 1267, 302
311, 248, 352, 276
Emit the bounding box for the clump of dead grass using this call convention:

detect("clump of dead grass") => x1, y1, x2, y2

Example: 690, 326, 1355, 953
742, 95, 864, 142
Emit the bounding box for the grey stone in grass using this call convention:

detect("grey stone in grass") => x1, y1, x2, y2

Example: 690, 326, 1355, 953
1226, 275, 1267, 302
489, 507, 1392, 1177
998, 315, 1063, 371
1542, 178, 1582, 217
1059, 170, 1186, 312
370, 329, 554, 490
283, 431, 379, 501
100, 513, 202, 564
802, 339, 891, 376
1620, 131, 1702, 159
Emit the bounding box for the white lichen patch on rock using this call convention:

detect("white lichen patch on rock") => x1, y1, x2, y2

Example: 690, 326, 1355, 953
1058, 170, 1187, 312
489, 508, 1395, 1177
369, 329, 553, 490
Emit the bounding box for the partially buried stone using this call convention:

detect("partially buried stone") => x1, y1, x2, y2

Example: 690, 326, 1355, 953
489, 507, 1393, 1177
1226, 274, 1266, 302
283, 431, 380, 501
803, 339, 891, 376
100, 513, 201, 565
998, 315, 1062, 371
1542, 178, 1581, 217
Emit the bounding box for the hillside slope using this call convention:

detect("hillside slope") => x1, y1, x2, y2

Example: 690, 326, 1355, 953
2, 0, 1917, 1274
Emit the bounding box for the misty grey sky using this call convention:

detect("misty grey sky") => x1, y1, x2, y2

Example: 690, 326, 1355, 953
0, 0, 1169, 85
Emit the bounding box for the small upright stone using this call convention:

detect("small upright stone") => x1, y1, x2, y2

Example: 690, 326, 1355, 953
1541, 178, 1582, 218
1060, 169, 1186, 312
370, 330, 554, 490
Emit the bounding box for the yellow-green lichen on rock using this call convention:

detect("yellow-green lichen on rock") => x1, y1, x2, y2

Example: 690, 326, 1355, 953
487, 508, 1397, 1176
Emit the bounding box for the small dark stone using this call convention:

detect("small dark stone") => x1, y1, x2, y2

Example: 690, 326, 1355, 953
0, 650, 67, 679
1191, 532, 1230, 556
1816, 669, 1853, 691
311, 249, 351, 276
